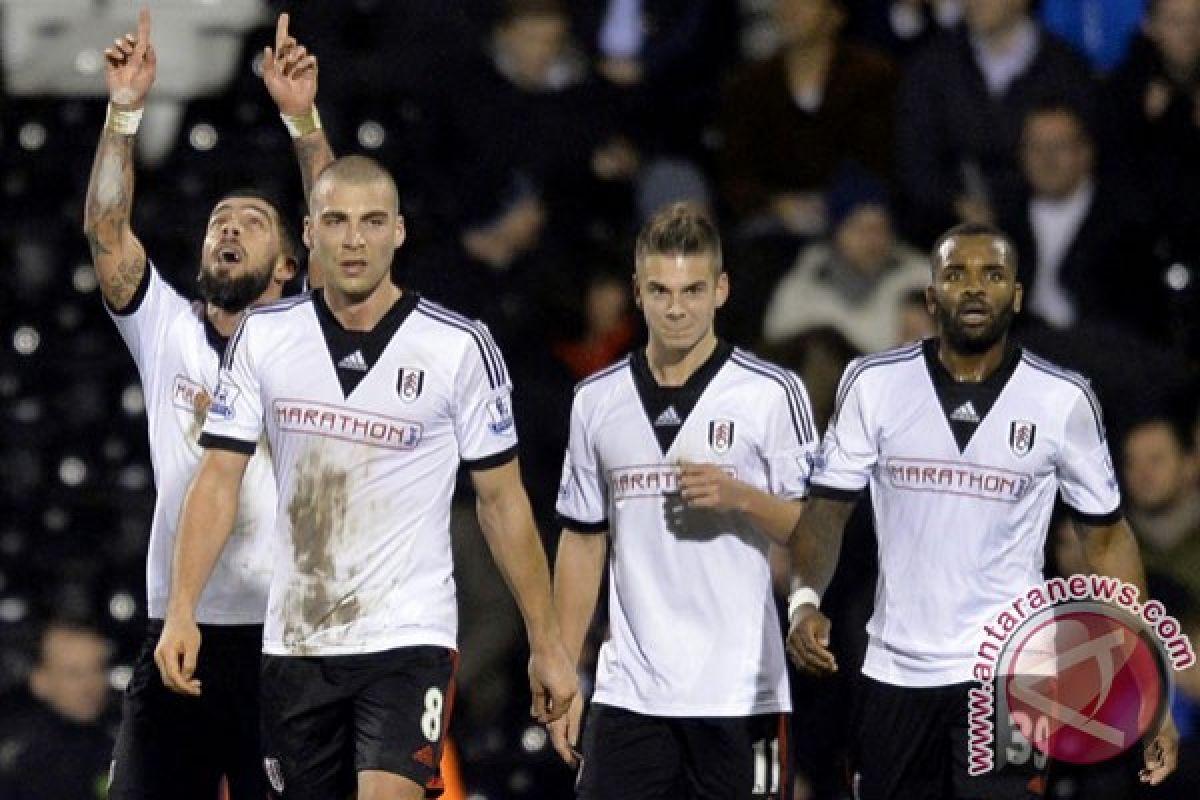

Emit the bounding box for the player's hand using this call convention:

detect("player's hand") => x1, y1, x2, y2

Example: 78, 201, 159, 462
547, 692, 585, 767
1140, 712, 1179, 785
678, 462, 745, 513
786, 603, 838, 675
153, 613, 202, 696
104, 7, 156, 110
528, 641, 578, 725
263, 13, 318, 117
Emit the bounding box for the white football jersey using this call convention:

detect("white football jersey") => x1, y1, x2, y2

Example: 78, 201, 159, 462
813, 339, 1121, 687
107, 263, 276, 624
557, 343, 816, 716
201, 291, 518, 656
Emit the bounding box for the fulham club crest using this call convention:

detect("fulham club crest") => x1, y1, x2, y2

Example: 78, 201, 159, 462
1009, 420, 1036, 457
397, 367, 425, 403
708, 419, 735, 455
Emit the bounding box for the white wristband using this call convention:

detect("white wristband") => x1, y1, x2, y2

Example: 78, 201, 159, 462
787, 587, 821, 623
105, 103, 144, 136
280, 107, 322, 138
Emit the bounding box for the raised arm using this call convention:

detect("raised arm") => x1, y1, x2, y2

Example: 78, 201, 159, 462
470, 458, 578, 725
262, 13, 334, 206
82, 8, 155, 311
785, 494, 856, 675
153, 447, 250, 696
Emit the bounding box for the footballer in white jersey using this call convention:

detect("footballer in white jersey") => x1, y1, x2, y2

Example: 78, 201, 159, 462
787, 224, 1178, 798
83, 13, 304, 800
156, 155, 576, 800
553, 204, 812, 800
200, 289, 518, 657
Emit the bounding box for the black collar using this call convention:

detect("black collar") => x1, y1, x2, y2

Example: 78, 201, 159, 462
313, 288, 421, 398
923, 337, 1022, 453
630, 340, 734, 455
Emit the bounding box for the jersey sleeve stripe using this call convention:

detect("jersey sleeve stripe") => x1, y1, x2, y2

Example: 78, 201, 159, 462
198, 432, 257, 455
477, 322, 509, 386
416, 301, 505, 389
809, 483, 864, 502
1020, 352, 1105, 440
222, 294, 312, 371
104, 256, 155, 316
832, 344, 924, 423
461, 444, 518, 472
729, 353, 812, 445
557, 512, 608, 534
731, 350, 815, 442
1065, 504, 1122, 527
574, 355, 632, 392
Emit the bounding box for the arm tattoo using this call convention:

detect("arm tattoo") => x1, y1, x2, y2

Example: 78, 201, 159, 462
83, 129, 145, 308
789, 496, 855, 594
294, 133, 335, 206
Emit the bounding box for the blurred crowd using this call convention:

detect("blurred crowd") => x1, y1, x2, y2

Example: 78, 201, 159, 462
1, 0, 1200, 797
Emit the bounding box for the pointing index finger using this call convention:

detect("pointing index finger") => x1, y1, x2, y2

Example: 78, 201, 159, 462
133, 7, 151, 58
276, 13, 290, 54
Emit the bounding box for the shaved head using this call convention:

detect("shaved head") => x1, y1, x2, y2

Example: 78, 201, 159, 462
311, 155, 399, 214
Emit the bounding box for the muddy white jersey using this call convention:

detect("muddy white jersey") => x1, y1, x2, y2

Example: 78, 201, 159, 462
813, 339, 1121, 687
107, 262, 276, 624
201, 290, 518, 656
556, 342, 816, 716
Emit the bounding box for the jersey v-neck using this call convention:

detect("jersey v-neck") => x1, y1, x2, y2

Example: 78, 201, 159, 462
923, 337, 1022, 453
202, 313, 230, 361
630, 340, 733, 456
313, 288, 420, 398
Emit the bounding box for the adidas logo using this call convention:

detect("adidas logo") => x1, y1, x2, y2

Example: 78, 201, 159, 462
950, 401, 980, 423
338, 350, 368, 371
655, 406, 682, 427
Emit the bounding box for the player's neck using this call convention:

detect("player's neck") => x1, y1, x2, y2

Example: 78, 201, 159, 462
936, 335, 1010, 383
324, 283, 403, 332
205, 305, 246, 338
646, 332, 718, 387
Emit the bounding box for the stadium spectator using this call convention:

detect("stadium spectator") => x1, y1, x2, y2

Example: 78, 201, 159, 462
762, 165, 928, 354
716, 0, 897, 344
895, 0, 1096, 245
1039, 0, 1145, 73
1123, 417, 1200, 603
1103, 0, 1200, 266
0, 621, 114, 800
434, 0, 635, 340
999, 101, 1159, 338
718, 0, 897, 235
571, 0, 740, 160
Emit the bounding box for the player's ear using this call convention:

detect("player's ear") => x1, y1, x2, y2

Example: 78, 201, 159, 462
924, 284, 937, 316
393, 214, 406, 249
302, 215, 313, 249
631, 271, 642, 309
1013, 282, 1024, 313
714, 271, 729, 309
273, 255, 298, 284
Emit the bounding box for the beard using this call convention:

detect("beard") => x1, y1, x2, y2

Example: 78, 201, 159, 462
934, 297, 1015, 355
196, 262, 274, 312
